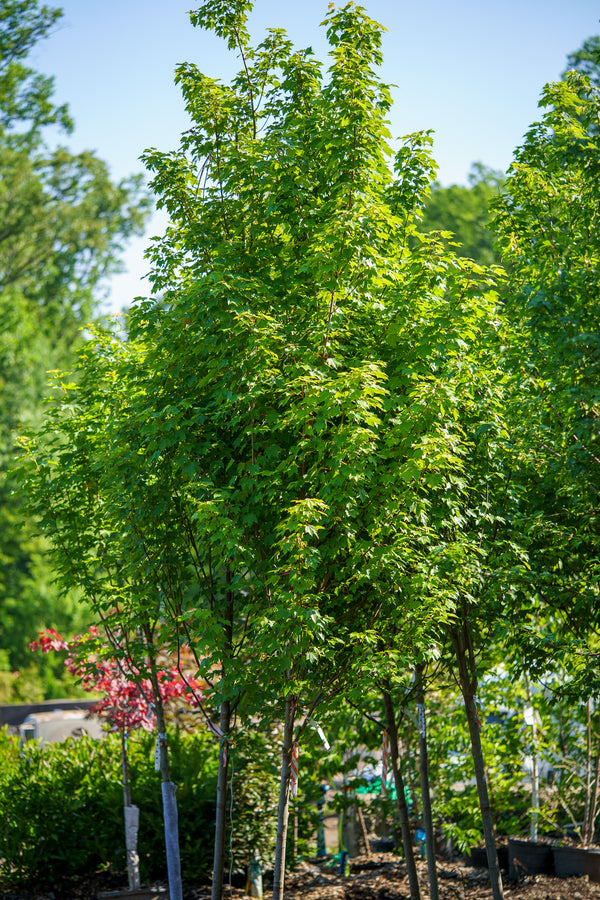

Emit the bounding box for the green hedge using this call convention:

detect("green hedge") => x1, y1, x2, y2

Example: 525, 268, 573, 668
0, 728, 218, 888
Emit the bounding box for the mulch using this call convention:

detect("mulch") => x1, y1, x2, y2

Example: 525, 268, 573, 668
2, 853, 599, 900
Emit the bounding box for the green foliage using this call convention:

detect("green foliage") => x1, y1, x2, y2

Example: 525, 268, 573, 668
17, 19, 523, 893
228, 730, 280, 869
564, 35, 600, 88
129, 728, 219, 882
421, 162, 505, 267
538, 693, 600, 840
17, 7, 536, 884
0, 0, 71, 135
0, 728, 218, 888
0, 730, 127, 886
21, 3, 509, 737
493, 68, 600, 682
426, 669, 536, 848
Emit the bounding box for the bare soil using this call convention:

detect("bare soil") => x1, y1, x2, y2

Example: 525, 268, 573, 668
4, 853, 599, 900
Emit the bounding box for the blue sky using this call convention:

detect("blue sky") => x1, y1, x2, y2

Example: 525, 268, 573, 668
33, 0, 599, 313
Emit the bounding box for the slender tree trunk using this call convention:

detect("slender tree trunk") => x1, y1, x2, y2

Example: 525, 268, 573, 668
382, 686, 420, 900
121, 729, 141, 890
530, 749, 540, 842
121, 729, 132, 807
584, 699, 592, 845
316, 787, 327, 858
580, 698, 600, 848
357, 802, 371, 858
451, 622, 503, 900
415, 665, 439, 900
154, 695, 183, 900
272, 696, 297, 900
211, 699, 231, 900
293, 806, 299, 863
403, 714, 419, 819
143, 621, 183, 900
212, 576, 235, 900
524, 677, 539, 842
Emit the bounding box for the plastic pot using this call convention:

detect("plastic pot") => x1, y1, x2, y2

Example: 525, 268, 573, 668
508, 838, 554, 879
553, 845, 600, 882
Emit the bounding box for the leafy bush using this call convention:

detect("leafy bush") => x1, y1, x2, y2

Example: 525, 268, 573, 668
0, 728, 218, 888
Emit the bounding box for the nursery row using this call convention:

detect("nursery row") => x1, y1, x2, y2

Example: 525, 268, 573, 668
1, 660, 598, 893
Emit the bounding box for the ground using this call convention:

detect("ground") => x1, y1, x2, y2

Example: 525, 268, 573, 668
279, 856, 600, 900
3, 854, 599, 900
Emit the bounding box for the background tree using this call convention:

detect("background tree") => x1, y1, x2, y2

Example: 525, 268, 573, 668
0, 0, 150, 696
564, 35, 600, 87
493, 67, 600, 697
420, 162, 505, 267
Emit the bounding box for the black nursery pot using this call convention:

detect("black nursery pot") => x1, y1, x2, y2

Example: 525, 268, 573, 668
468, 847, 488, 868
508, 838, 554, 879
553, 845, 600, 882
468, 845, 508, 870
497, 845, 509, 871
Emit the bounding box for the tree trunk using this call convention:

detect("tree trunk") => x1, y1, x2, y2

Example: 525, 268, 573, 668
451, 622, 503, 900
415, 665, 439, 900
584, 699, 592, 846
357, 802, 371, 858
155, 699, 183, 900
382, 686, 420, 900
530, 747, 540, 842
212, 576, 235, 900
143, 621, 183, 900
121, 729, 141, 890
272, 696, 296, 900
145, 622, 183, 900
317, 787, 327, 858
524, 677, 539, 842
293, 806, 299, 863
211, 699, 231, 900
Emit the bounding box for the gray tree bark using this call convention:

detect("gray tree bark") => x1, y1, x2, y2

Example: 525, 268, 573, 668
155, 702, 183, 900
121, 729, 141, 890
212, 577, 235, 900
272, 696, 297, 900
145, 622, 183, 900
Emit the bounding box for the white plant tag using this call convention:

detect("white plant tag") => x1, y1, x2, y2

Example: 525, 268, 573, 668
315, 724, 331, 751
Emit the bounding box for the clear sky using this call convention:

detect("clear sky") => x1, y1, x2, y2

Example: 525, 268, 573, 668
32, 0, 599, 314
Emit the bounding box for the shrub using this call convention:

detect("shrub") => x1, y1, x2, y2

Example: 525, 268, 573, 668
0, 728, 218, 888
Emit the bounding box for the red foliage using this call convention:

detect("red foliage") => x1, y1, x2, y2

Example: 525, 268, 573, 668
31, 628, 204, 733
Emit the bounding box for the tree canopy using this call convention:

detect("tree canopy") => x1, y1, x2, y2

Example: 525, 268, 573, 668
493, 69, 600, 694
11, 7, 600, 899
